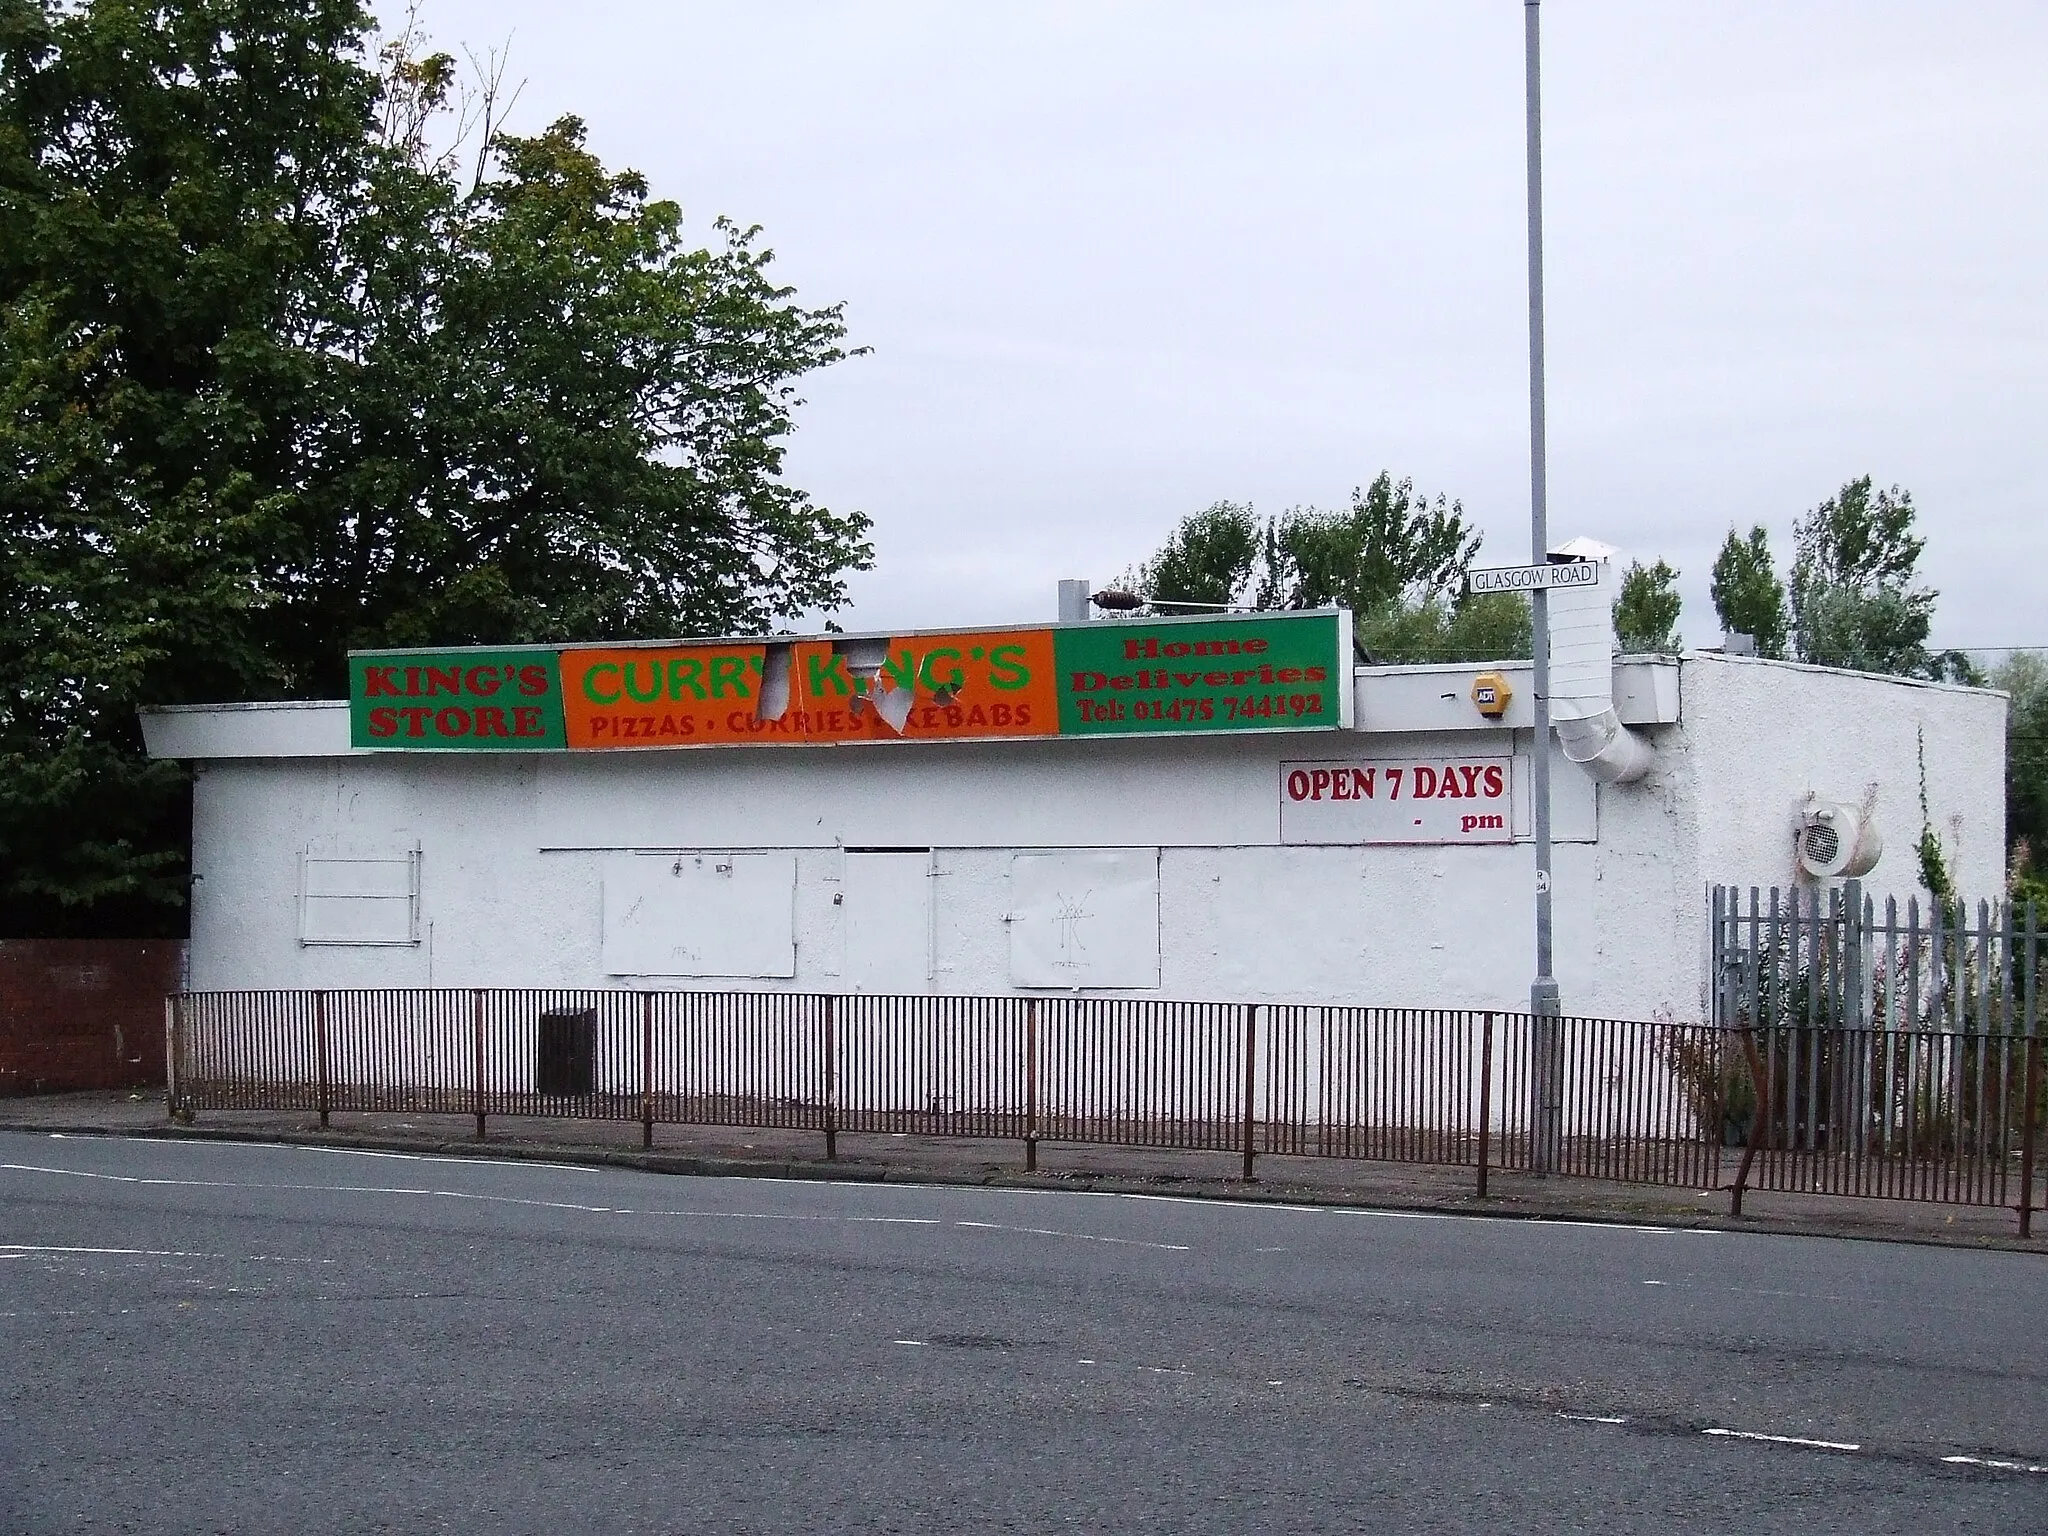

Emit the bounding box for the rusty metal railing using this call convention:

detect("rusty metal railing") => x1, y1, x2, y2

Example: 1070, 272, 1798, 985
167, 986, 2042, 1231
1256, 1006, 1721, 1191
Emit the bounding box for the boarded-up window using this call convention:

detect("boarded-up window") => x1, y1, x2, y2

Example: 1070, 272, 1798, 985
1008, 850, 1160, 989
841, 851, 932, 992
603, 852, 797, 978
299, 853, 419, 946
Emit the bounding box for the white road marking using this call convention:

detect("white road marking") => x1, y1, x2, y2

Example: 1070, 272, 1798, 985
1640, 1276, 1983, 1316
1, 1163, 637, 1215
1703, 1428, 1860, 1452
43, 1136, 619, 1178
858, 1180, 1719, 1236
0, 1243, 328, 1264
298, 1145, 615, 1175
1331, 1209, 1706, 1235
12, 1139, 1735, 1242
951, 1219, 1189, 1252
18, 1139, 2043, 1482
1114, 1189, 1722, 1236
1941, 1455, 2048, 1474
1091, 1191, 1333, 1215
0, 1162, 942, 1228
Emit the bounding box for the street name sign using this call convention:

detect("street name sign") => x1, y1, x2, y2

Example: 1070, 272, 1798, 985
1467, 561, 1601, 595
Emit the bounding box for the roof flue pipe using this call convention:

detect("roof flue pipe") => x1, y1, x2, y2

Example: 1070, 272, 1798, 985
1544, 537, 1654, 785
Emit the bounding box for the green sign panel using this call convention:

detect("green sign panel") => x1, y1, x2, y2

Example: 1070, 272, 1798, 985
345, 612, 1349, 751
349, 649, 565, 750
1052, 612, 1349, 736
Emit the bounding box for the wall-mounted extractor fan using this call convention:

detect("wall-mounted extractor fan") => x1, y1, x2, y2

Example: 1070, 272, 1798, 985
1796, 795, 1883, 880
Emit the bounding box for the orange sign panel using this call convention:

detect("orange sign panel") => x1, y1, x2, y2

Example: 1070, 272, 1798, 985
559, 631, 1058, 750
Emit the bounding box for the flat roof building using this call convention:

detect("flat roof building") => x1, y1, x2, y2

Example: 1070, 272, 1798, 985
142, 603, 2005, 1026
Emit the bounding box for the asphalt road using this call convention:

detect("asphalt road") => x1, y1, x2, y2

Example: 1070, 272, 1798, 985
1, 1134, 2043, 1535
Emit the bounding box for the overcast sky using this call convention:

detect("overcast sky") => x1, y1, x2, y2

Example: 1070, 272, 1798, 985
395, 1, 2046, 650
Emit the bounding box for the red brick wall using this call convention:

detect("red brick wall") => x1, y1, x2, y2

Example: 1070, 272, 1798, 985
0, 940, 184, 1095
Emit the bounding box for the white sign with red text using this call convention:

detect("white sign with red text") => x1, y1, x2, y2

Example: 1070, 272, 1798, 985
1280, 756, 1514, 845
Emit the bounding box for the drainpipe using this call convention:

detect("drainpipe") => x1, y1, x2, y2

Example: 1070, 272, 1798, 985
1546, 537, 1654, 785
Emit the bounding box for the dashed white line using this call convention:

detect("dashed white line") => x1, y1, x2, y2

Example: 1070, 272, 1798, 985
951, 1219, 1189, 1252
55, 1136, 615, 1178
0, 1162, 948, 1227
7, 1160, 1179, 1251
1330, 1208, 1708, 1235
1703, 1428, 1860, 1452
1560, 1413, 1629, 1425
15, 1137, 1738, 1243
1942, 1455, 2048, 1474
0, 1243, 329, 1264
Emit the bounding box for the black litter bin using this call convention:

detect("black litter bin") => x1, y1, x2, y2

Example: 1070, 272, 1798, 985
536, 1008, 598, 1098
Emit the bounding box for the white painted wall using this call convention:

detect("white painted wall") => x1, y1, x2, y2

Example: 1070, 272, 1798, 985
1680, 654, 2006, 904
174, 654, 2007, 1025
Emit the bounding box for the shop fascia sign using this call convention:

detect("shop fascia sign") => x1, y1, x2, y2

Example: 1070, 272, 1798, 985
347, 609, 1354, 751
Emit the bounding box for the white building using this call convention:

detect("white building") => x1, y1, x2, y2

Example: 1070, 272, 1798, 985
142, 613, 2006, 1027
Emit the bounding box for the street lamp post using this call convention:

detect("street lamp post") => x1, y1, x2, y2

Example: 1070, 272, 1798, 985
1524, 0, 1563, 1175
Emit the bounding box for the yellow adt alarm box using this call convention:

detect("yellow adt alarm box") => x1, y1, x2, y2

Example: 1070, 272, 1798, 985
1471, 671, 1513, 719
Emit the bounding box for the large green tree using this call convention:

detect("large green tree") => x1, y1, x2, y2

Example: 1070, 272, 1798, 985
1, 0, 380, 934
257, 112, 868, 691
0, 0, 868, 935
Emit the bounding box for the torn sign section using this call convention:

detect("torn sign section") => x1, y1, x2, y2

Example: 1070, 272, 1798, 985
559, 632, 1059, 749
